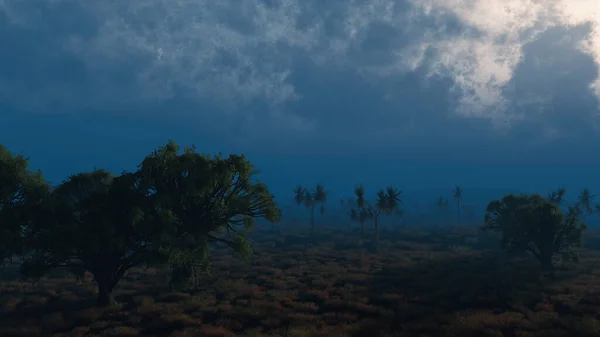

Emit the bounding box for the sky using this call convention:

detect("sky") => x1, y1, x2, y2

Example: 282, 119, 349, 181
1, 0, 600, 207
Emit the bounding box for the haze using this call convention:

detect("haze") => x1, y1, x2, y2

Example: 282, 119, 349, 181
2, 0, 600, 221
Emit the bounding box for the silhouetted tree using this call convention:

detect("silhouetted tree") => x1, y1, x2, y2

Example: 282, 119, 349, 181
354, 185, 401, 240
292, 184, 327, 235
577, 188, 595, 218
461, 205, 476, 225
0, 145, 50, 265
350, 207, 373, 237
435, 197, 449, 226
547, 187, 593, 218
548, 187, 566, 205
482, 193, 586, 272
0, 145, 49, 265
21, 170, 154, 307
453, 186, 462, 226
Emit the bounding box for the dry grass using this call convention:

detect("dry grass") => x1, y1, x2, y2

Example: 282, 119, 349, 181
2, 226, 600, 337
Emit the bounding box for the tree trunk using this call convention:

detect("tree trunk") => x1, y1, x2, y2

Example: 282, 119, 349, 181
96, 281, 116, 307
457, 199, 461, 226
360, 220, 365, 237
374, 215, 379, 241
540, 253, 555, 272
310, 206, 315, 235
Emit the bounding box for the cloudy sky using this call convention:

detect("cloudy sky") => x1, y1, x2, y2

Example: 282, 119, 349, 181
1, 0, 600, 205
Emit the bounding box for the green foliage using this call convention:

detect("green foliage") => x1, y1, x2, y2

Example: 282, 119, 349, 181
482, 193, 586, 271
354, 185, 402, 240
0, 145, 50, 265
14, 140, 280, 305
137, 140, 280, 286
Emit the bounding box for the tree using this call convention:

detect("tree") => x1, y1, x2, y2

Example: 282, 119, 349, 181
136, 141, 281, 290
21, 170, 156, 307
292, 184, 327, 235
577, 188, 595, 218
453, 186, 462, 226
350, 207, 373, 237
354, 185, 401, 240
461, 205, 476, 225
482, 193, 586, 272
435, 196, 449, 226
0, 145, 49, 265
547, 187, 566, 205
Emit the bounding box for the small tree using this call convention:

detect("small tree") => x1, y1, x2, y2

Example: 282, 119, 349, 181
292, 184, 327, 235
453, 186, 462, 226
354, 185, 401, 240
482, 193, 586, 272
350, 207, 373, 237
435, 197, 449, 226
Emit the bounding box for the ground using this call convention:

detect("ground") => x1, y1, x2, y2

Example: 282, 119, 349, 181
1, 226, 600, 337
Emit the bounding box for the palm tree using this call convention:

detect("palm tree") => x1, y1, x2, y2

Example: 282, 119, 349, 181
292, 184, 327, 235
548, 187, 566, 205
453, 186, 462, 226
577, 188, 595, 218
436, 196, 449, 226
350, 207, 373, 237
355, 185, 401, 240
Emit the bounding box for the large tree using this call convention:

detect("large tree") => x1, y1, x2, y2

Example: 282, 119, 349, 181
292, 184, 327, 235
20, 170, 159, 307
136, 141, 281, 289
0, 145, 49, 265
354, 185, 401, 240
482, 193, 586, 272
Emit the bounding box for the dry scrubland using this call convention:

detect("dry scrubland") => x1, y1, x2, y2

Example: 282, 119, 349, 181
2, 227, 600, 337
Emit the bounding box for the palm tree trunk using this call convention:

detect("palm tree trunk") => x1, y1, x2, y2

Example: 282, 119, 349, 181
374, 215, 379, 241
310, 205, 315, 235
457, 199, 461, 226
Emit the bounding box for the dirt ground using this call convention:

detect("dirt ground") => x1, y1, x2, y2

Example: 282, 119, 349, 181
1, 226, 600, 337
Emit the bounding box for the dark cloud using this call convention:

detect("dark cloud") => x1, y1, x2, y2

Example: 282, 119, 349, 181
1, 0, 599, 158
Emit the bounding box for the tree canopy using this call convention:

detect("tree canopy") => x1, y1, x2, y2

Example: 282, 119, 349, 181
292, 184, 327, 235
0, 145, 49, 265
482, 193, 586, 272
354, 185, 402, 240
13, 141, 281, 306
